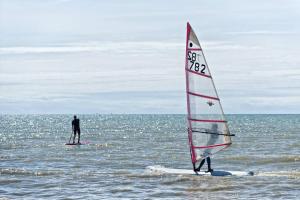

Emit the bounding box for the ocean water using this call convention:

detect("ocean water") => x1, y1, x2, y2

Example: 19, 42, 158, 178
0, 114, 299, 199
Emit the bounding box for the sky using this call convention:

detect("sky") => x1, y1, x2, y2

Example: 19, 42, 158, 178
0, 0, 299, 114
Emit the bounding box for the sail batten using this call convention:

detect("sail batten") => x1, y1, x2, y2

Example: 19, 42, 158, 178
186, 69, 212, 78
187, 91, 220, 100
193, 143, 231, 149
187, 48, 202, 51
185, 22, 232, 167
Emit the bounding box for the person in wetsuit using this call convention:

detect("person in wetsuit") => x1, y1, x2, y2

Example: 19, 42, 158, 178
194, 123, 219, 173
194, 156, 213, 173
72, 115, 81, 144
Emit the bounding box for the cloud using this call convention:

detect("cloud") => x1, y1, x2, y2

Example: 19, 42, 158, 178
203, 41, 261, 51
1, 37, 299, 114
225, 30, 295, 36
0, 41, 183, 55
0, 90, 186, 114
1, 0, 300, 113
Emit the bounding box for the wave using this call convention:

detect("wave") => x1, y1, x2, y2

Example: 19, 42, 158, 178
223, 155, 249, 161
0, 168, 62, 176
224, 155, 300, 164
186, 185, 239, 192
257, 171, 300, 178
253, 155, 300, 165
0, 179, 22, 185
109, 187, 134, 193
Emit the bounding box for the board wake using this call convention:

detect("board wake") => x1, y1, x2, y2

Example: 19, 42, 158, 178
147, 165, 254, 176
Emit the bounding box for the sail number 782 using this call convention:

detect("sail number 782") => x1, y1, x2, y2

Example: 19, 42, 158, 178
187, 51, 206, 74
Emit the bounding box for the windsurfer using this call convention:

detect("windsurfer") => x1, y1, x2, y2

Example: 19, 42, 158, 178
72, 115, 81, 144
194, 123, 219, 173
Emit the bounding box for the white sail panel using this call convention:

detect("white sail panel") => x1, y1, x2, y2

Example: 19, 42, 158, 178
189, 96, 224, 120
185, 22, 232, 168
187, 51, 211, 76
188, 72, 216, 97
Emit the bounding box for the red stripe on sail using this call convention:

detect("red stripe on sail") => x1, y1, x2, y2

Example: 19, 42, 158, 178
187, 91, 219, 101
193, 143, 231, 149
188, 118, 227, 123
187, 48, 202, 51
186, 69, 212, 78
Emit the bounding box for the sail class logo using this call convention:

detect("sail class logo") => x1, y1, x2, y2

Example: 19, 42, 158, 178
207, 101, 214, 106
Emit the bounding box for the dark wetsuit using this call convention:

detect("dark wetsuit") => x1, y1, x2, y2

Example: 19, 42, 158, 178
194, 123, 218, 173
194, 157, 212, 173
72, 118, 80, 143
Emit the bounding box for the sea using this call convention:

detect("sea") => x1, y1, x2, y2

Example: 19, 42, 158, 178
0, 114, 299, 199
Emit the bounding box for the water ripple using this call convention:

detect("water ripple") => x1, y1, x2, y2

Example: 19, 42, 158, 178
0, 114, 299, 199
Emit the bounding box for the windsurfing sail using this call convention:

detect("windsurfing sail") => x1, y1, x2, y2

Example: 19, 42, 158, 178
185, 22, 233, 170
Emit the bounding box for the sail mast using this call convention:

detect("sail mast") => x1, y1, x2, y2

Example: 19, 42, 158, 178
185, 22, 196, 164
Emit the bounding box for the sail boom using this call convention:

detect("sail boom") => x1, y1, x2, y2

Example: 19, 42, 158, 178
188, 118, 227, 123
191, 129, 235, 136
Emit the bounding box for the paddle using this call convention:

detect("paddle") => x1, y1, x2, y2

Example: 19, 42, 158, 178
68, 130, 73, 144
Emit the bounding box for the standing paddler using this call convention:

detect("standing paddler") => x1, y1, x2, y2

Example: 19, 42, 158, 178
72, 115, 81, 144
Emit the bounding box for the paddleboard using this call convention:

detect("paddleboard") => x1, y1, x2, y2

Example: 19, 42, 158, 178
65, 143, 84, 145
65, 141, 90, 145
147, 166, 254, 176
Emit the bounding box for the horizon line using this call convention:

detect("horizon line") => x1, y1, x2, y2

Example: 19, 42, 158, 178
0, 113, 299, 115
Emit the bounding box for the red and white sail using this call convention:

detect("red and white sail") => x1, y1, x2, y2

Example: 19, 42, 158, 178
185, 22, 232, 168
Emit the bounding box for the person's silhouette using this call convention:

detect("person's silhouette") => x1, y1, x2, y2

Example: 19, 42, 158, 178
194, 123, 219, 173
72, 115, 81, 144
